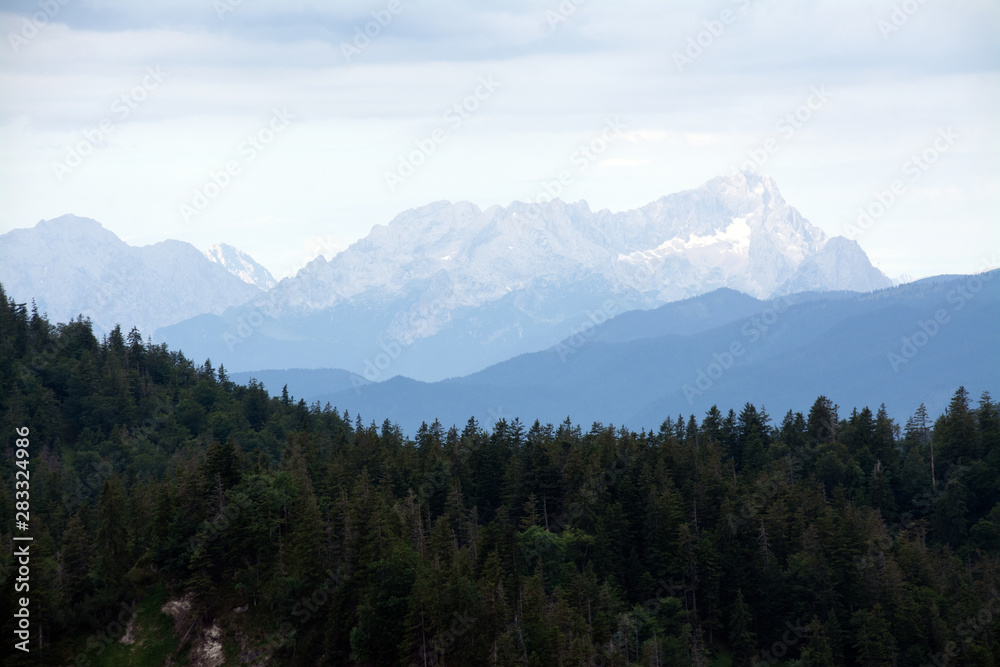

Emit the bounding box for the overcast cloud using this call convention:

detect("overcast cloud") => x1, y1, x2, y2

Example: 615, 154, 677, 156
1, 0, 997, 280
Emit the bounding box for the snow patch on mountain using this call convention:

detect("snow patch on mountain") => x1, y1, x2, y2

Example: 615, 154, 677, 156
618, 215, 752, 265
149, 172, 896, 381
240, 172, 888, 348
204, 243, 276, 290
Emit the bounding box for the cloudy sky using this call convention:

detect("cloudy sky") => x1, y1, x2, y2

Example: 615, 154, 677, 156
1, 0, 997, 281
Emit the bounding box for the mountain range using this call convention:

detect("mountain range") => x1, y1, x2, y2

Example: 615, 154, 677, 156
1, 171, 991, 435
0, 215, 266, 337
267, 273, 998, 433
158, 171, 892, 380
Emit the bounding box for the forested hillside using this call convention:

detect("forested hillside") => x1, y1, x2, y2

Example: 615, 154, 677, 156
1, 283, 998, 666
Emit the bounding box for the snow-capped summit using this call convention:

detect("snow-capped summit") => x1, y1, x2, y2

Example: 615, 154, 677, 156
261, 171, 886, 324
204, 243, 277, 290
4, 174, 893, 382
154, 172, 892, 380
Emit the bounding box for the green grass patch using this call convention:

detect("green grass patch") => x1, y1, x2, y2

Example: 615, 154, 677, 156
711, 651, 733, 667
85, 584, 182, 667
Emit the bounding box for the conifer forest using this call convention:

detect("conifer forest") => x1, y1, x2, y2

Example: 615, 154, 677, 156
1, 284, 998, 666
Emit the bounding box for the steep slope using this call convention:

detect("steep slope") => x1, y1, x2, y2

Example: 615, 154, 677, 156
0, 215, 264, 336
777, 236, 891, 294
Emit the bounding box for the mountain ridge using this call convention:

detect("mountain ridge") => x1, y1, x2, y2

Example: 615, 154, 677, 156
158, 172, 892, 380
0, 215, 266, 337
306, 270, 997, 433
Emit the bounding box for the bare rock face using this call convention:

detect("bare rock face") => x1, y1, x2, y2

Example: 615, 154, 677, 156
160, 594, 226, 666
156, 172, 894, 380
119, 607, 139, 645
189, 623, 225, 667
259, 171, 886, 337
160, 594, 193, 635
204, 243, 277, 290
776, 236, 892, 294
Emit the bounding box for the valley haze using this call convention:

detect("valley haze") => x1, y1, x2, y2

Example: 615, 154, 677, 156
2, 172, 993, 435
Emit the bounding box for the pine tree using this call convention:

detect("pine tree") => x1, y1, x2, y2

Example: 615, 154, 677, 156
59, 514, 93, 607
106, 324, 126, 360
799, 615, 836, 667
284, 438, 326, 584
930, 477, 968, 545
702, 405, 723, 443
95, 476, 129, 591
152, 483, 174, 562
281, 384, 290, 406
521, 492, 541, 530
728, 588, 757, 667
736, 403, 769, 473
850, 604, 895, 666
126, 326, 144, 368
204, 437, 242, 492
807, 396, 838, 445
936, 386, 977, 464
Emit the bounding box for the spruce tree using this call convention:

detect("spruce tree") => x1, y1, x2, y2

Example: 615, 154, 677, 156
95, 476, 129, 591
728, 588, 757, 667
59, 513, 93, 607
